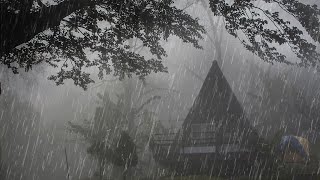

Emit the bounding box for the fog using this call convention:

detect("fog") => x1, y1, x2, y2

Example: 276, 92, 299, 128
1, 0, 320, 179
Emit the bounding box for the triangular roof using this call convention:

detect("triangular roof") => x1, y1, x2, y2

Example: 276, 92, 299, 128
182, 61, 257, 144
150, 61, 260, 170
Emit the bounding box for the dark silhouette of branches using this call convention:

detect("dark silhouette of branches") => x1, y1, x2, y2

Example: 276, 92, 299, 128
1, 0, 320, 89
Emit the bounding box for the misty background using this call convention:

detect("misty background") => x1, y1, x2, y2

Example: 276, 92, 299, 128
1, 0, 320, 179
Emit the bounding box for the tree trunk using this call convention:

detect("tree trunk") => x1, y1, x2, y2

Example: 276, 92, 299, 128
199, 0, 223, 65
0, 0, 94, 56
122, 169, 127, 180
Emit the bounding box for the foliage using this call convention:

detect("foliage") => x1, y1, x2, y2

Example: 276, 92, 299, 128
209, 0, 320, 66
1, 0, 205, 90
68, 123, 138, 178
113, 131, 138, 168
68, 80, 163, 178
246, 64, 320, 136
67, 90, 120, 177
1, 0, 320, 89
67, 90, 127, 175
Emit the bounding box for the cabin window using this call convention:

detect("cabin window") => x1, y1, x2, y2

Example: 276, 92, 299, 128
191, 123, 216, 139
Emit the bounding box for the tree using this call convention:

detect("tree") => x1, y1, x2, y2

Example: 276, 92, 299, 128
1, 0, 204, 90
245, 62, 320, 139
1, 0, 320, 90
209, 0, 320, 66
86, 139, 114, 179
113, 131, 138, 180
67, 90, 124, 179
68, 80, 163, 179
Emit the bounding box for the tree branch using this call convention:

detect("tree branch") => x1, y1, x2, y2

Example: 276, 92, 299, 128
0, 0, 95, 56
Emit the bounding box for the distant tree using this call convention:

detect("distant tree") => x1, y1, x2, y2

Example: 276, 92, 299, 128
69, 127, 138, 180
246, 64, 320, 137
86, 139, 113, 179
1, 0, 320, 89
113, 131, 138, 180
68, 80, 162, 179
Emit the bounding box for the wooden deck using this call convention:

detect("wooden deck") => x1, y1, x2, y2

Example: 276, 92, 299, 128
150, 133, 257, 176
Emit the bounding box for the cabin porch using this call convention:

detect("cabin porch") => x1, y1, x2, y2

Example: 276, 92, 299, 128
150, 133, 257, 176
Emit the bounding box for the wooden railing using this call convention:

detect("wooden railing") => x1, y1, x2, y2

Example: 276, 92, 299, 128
152, 132, 179, 146
151, 131, 245, 147
151, 131, 218, 146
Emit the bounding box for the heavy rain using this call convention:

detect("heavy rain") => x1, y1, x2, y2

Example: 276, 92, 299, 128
1, 0, 320, 179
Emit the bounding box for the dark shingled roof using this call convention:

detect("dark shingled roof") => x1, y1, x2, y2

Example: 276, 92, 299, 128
182, 61, 258, 145
149, 61, 261, 173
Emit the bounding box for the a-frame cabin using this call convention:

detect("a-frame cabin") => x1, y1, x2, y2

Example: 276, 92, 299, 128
150, 61, 261, 176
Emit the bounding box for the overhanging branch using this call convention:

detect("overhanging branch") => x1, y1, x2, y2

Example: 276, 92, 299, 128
0, 0, 96, 56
